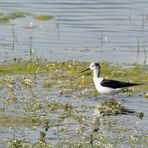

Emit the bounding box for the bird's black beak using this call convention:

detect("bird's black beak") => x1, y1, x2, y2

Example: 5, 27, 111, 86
80, 68, 90, 73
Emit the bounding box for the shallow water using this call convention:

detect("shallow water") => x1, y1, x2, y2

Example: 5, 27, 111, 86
0, 0, 148, 63
0, 70, 147, 147
0, 1, 148, 147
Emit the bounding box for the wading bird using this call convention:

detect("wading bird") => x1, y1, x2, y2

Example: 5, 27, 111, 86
81, 62, 141, 99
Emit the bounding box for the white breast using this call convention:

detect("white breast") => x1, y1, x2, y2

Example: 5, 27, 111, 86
93, 77, 122, 95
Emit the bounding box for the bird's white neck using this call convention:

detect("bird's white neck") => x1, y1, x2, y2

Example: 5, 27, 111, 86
93, 68, 100, 79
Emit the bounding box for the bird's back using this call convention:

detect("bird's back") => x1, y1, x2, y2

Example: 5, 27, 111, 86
101, 79, 140, 89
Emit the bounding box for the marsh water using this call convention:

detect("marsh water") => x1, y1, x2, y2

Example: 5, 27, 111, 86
0, 0, 148, 64
0, 0, 148, 147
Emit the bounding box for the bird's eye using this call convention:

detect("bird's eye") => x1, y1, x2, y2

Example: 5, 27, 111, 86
94, 63, 99, 66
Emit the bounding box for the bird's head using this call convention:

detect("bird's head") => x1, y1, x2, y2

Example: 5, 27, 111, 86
80, 62, 100, 73
89, 62, 100, 70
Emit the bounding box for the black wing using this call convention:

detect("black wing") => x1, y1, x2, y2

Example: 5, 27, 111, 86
101, 79, 140, 89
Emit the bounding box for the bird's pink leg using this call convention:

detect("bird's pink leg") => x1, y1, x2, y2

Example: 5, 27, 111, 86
111, 95, 116, 101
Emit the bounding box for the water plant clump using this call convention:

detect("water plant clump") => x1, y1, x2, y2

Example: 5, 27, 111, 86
93, 100, 135, 117
8, 11, 30, 19
0, 11, 30, 23
144, 93, 148, 98
34, 15, 53, 21
0, 11, 53, 23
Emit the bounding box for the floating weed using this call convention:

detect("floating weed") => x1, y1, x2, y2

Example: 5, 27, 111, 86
0, 115, 49, 127
7, 133, 148, 148
4, 76, 15, 90
113, 127, 127, 134
46, 100, 85, 123
8, 11, 30, 19
40, 131, 46, 142
10, 139, 22, 148
0, 11, 30, 23
144, 93, 148, 98
127, 135, 148, 146
43, 80, 52, 88
0, 10, 53, 24
94, 100, 135, 117
7, 95, 17, 104
136, 112, 144, 120
48, 100, 63, 112
44, 121, 51, 132
22, 77, 33, 87
8, 139, 33, 148
34, 15, 53, 21
0, 15, 10, 23
59, 105, 85, 124
33, 102, 42, 111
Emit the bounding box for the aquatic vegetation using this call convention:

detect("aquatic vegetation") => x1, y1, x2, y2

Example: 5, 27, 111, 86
0, 11, 30, 23
43, 80, 52, 88
136, 112, 144, 120
0, 11, 53, 23
10, 139, 21, 148
40, 131, 46, 141
0, 15, 10, 23
0, 60, 147, 96
127, 135, 148, 146
34, 15, 53, 21
93, 100, 135, 117
144, 93, 148, 98
22, 77, 33, 87
8, 11, 30, 19
0, 115, 49, 127
0, 60, 147, 147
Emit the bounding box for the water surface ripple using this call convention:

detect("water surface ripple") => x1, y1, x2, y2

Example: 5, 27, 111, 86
0, 0, 148, 63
